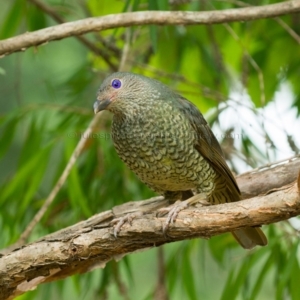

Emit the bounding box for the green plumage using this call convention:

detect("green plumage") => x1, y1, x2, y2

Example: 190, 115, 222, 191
94, 72, 267, 249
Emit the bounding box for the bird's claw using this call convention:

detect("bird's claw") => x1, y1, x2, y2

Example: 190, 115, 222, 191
158, 194, 209, 234
157, 200, 189, 234
111, 211, 143, 238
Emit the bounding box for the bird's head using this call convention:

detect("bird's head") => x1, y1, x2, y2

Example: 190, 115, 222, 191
93, 72, 170, 115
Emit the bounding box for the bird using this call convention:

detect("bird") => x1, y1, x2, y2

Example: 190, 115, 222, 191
93, 72, 267, 249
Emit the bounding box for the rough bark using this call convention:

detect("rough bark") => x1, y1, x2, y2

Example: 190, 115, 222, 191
1, 1, 300, 56
237, 155, 300, 198
0, 156, 299, 300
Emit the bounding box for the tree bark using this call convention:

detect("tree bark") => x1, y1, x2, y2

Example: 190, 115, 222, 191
1, 1, 300, 56
0, 156, 299, 300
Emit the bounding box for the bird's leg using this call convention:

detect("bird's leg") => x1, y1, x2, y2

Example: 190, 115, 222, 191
158, 192, 210, 234
111, 211, 144, 238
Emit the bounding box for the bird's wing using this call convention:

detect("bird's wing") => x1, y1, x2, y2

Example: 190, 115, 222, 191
175, 96, 241, 199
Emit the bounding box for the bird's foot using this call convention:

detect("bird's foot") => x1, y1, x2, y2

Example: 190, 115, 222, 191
111, 211, 143, 238
159, 200, 188, 233
157, 194, 208, 234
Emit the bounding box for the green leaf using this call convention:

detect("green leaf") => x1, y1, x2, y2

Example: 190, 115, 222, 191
1, 144, 51, 209
65, 139, 92, 217
276, 242, 298, 299
122, 256, 134, 284
221, 251, 267, 300
20, 146, 51, 212
290, 256, 300, 300
207, 234, 236, 265
0, 0, 24, 39
26, 4, 47, 31
220, 268, 236, 300
0, 114, 19, 159
249, 253, 274, 300
182, 249, 197, 300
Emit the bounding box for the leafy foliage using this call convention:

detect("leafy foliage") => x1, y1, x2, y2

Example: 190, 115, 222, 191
1, 0, 300, 299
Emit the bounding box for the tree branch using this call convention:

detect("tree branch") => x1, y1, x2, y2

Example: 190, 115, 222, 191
0, 157, 300, 300
237, 155, 300, 199
1, 1, 300, 56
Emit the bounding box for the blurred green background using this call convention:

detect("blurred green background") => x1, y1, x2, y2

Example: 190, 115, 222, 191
1, 0, 300, 299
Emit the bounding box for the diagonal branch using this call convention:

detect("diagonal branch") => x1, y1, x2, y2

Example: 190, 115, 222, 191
0, 179, 299, 300
1, 1, 300, 56
27, 0, 118, 70
14, 113, 104, 247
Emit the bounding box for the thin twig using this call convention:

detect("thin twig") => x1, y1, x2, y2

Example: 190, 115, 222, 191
274, 17, 300, 44
118, 27, 131, 72
17, 113, 103, 245
216, 0, 300, 44
222, 23, 266, 106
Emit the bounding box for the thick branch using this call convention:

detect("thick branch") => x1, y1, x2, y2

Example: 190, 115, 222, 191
0, 156, 300, 300
1, 1, 300, 56
237, 155, 300, 199
0, 182, 299, 300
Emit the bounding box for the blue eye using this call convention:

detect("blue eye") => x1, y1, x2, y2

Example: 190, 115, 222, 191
111, 79, 122, 89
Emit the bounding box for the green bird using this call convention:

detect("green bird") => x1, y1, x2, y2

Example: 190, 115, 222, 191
93, 72, 267, 249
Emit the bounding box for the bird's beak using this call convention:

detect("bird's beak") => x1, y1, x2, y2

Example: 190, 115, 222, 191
93, 99, 111, 114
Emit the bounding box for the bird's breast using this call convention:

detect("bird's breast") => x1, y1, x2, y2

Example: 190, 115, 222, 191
110, 104, 214, 192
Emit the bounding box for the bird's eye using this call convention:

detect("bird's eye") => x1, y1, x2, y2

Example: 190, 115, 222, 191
111, 79, 122, 89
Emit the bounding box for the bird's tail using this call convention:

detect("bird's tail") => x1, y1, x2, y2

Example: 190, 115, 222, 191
232, 227, 268, 249
209, 185, 268, 249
